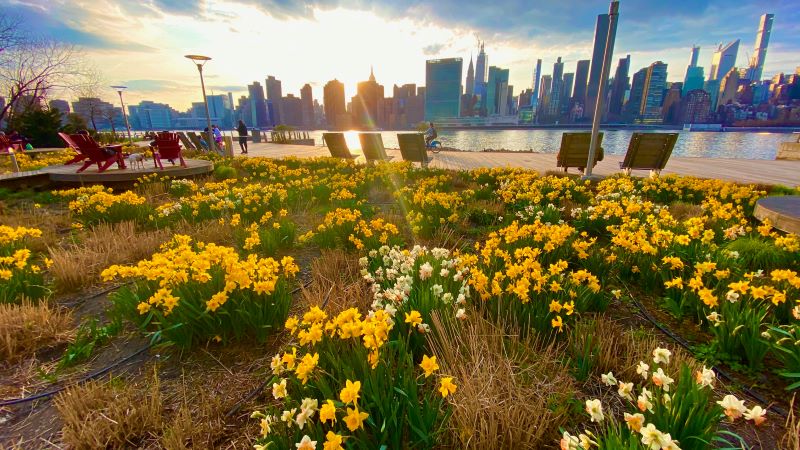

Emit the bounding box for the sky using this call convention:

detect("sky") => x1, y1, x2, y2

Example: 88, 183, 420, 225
4, 0, 800, 111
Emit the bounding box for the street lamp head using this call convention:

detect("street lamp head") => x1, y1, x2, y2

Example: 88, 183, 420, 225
185, 54, 212, 64
110, 85, 128, 92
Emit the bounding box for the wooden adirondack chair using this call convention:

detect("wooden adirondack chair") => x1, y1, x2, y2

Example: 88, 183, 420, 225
68, 133, 126, 173
323, 133, 357, 159
619, 132, 678, 177
358, 133, 393, 165
0, 134, 12, 153
186, 132, 206, 151
177, 132, 196, 151
397, 133, 432, 167
57, 132, 89, 165
152, 132, 186, 169
556, 132, 604, 173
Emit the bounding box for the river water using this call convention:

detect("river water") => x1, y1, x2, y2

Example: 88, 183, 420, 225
304, 129, 797, 160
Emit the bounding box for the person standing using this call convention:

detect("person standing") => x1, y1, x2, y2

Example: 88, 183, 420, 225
236, 120, 249, 154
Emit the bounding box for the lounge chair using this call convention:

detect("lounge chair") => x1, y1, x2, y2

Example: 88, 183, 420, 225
556, 132, 604, 173
56, 132, 89, 165
177, 132, 196, 151
186, 131, 207, 151
66, 133, 125, 173
397, 133, 432, 167
619, 132, 678, 177
358, 133, 393, 165
323, 133, 357, 159
151, 132, 186, 169
0, 134, 12, 153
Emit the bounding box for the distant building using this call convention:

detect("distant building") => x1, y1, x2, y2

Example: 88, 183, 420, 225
281, 94, 304, 127
689, 45, 700, 68
624, 68, 648, 122
352, 67, 385, 129
486, 66, 510, 116
683, 66, 705, 96
709, 40, 739, 81
300, 84, 314, 129
206, 94, 233, 128
703, 79, 721, 113
538, 75, 553, 119
561, 72, 574, 116
531, 59, 542, 110
746, 13, 774, 82
265, 76, 283, 126
680, 89, 712, 123
465, 55, 475, 96
235, 95, 251, 125
639, 61, 668, 122
661, 83, 683, 124
544, 58, 564, 118
717, 68, 740, 109
72, 97, 120, 130
474, 42, 488, 115
586, 13, 618, 119
247, 82, 269, 128
128, 100, 175, 130
323, 80, 347, 130
608, 55, 630, 120
425, 58, 463, 121
49, 99, 70, 123
572, 59, 591, 110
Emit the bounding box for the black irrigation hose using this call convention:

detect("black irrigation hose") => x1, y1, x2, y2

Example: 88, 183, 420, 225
0, 344, 153, 407
619, 280, 789, 418
225, 280, 325, 419
2, 281, 313, 409
60, 281, 135, 308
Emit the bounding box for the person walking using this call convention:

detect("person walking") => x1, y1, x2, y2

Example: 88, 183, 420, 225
236, 120, 249, 154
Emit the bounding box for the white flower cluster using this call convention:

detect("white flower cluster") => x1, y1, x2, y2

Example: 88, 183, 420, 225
360, 245, 471, 321
157, 201, 183, 217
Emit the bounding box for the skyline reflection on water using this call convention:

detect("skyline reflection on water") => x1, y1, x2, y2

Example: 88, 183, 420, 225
308, 129, 797, 160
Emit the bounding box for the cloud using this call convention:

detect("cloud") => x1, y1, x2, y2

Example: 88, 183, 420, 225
422, 43, 445, 55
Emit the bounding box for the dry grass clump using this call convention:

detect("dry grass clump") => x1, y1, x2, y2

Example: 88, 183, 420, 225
160, 389, 227, 450
427, 312, 575, 449
568, 316, 699, 382
299, 249, 370, 315
0, 299, 73, 363
668, 202, 704, 221
48, 221, 173, 292
55, 374, 163, 449
781, 395, 800, 450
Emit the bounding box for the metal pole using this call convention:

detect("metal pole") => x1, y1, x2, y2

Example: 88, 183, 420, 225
118, 91, 133, 145
197, 64, 216, 154
584, 0, 619, 179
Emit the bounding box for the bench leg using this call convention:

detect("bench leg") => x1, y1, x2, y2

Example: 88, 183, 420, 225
623, 168, 632, 176
649, 169, 659, 178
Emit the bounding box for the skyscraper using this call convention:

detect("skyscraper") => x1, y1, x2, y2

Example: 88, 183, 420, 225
661, 83, 683, 124
717, 68, 740, 108
680, 89, 711, 124
207, 94, 233, 128
531, 59, 542, 108
639, 61, 668, 121
265, 76, 283, 125
281, 94, 304, 127
353, 67, 384, 129
486, 66, 510, 116
703, 79, 721, 113
689, 45, 700, 68
573, 60, 591, 109
425, 58, 463, 120
323, 79, 346, 130
608, 55, 630, 119
561, 72, 574, 115
247, 82, 268, 128
475, 42, 487, 87
709, 40, 739, 81
538, 75, 552, 119
300, 84, 314, 128
547, 57, 564, 117
683, 66, 705, 96
624, 68, 647, 122
465, 55, 475, 96
586, 13, 618, 118
747, 13, 774, 82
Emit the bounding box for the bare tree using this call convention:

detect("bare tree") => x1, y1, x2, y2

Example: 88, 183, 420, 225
102, 106, 119, 138
0, 13, 96, 124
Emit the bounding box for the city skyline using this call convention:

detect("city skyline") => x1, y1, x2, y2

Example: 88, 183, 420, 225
5, 0, 799, 110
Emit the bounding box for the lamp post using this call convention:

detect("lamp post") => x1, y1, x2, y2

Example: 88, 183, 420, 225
584, 0, 619, 180
110, 85, 133, 145
184, 54, 216, 154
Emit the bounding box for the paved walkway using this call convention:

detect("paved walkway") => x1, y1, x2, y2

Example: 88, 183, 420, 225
244, 142, 800, 186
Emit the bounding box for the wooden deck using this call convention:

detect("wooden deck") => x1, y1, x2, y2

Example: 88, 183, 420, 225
244, 142, 800, 186
43, 159, 213, 183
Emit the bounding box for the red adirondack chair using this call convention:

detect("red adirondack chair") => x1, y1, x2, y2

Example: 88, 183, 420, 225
68, 133, 126, 173
57, 132, 89, 165
151, 132, 186, 169
0, 134, 11, 153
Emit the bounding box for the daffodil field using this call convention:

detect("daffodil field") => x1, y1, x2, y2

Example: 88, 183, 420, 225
1, 156, 799, 449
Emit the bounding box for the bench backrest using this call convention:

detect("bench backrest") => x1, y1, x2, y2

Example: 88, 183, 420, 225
359, 133, 388, 161
620, 132, 678, 170
69, 133, 109, 162
154, 133, 182, 159
557, 132, 604, 168
323, 133, 351, 158
397, 133, 428, 163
